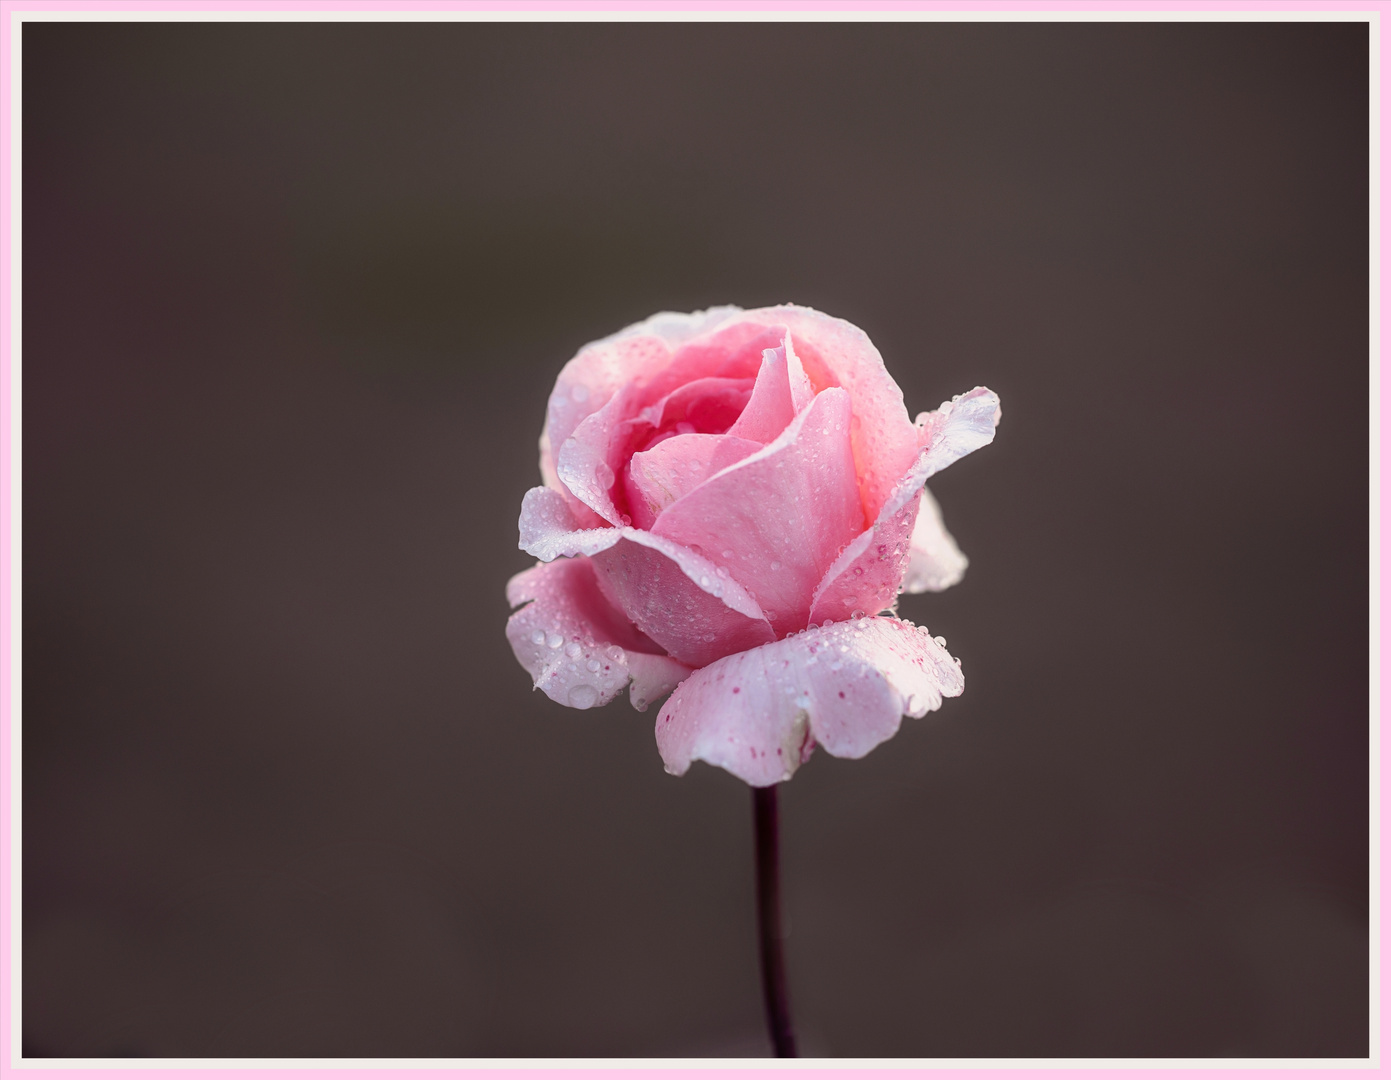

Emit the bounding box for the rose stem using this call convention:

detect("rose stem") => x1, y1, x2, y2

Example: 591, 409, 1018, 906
753, 784, 798, 1058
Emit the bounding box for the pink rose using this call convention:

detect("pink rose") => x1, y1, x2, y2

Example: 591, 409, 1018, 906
506, 305, 1000, 786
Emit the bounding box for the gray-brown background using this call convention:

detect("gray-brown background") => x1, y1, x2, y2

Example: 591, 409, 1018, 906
23, 21, 1369, 1057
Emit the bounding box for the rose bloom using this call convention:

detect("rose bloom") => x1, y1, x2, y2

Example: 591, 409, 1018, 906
507, 305, 999, 786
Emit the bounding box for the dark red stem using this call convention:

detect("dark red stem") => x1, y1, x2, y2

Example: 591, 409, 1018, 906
753, 784, 798, 1058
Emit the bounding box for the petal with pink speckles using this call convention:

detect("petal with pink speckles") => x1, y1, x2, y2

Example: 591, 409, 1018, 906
655, 616, 964, 786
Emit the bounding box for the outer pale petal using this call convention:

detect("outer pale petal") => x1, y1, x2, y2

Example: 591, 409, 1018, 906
655, 616, 964, 786
707, 306, 921, 523
555, 385, 644, 525
902, 487, 968, 593
507, 558, 692, 712
542, 307, 742, 466
808, 386, 1000, 622
519, 486, 623, 560
652, 389, 865, 636
517, 486, 776, 668
541, 336, 670, 519
915, 386, 1002, 478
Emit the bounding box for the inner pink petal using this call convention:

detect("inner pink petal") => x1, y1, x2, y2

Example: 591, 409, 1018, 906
624, 433, 766, 531
634, 324, 786, 409
652, 388, 865, 636
639, 376, 754, 441
727, 345, 796, 444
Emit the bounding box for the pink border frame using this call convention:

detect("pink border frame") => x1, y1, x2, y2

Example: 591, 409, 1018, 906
0, 1, 1378, 1077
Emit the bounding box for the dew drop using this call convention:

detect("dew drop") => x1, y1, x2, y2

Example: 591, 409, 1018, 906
851, 610, 865, 620
934, 635, 947, 647
722, 549, 735, 559
853, 566, 865, 576
545, 632, 564, 649
568, 684, 599, 709
570, 383, 590, 403
770, 560, 782, 571
586, 658, 602, 672
821, 619, 835, 628
594, 461, 615, 489
564, 641, 582, 658
529, 628, 546, 645
605, 645, 625, 662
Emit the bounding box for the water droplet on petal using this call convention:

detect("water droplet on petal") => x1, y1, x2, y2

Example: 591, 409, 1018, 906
564, 641, 582, 658
934, 635, 947, 647
570, 383, 590, 403
568, 684, 599, 709
546, 632, 564, 649
586, 658, 602, 672
530, 628, 546, 645
594, 462, 615, 490
770, 560, 782, 571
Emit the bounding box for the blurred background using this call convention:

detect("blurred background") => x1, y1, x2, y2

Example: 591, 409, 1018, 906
22, 20, 1369, 1058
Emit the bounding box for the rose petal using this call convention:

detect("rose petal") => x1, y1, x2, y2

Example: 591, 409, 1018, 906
915, 386, 1002, 476
726, 336, 811, 443
808, 385, 999, 622
543, 307, 743, 464
553, 385, 645, 525
707, 306, 922, 523
642, 321, 786, 405
624, 433, 764, 530
516, 486, 777, 667
541, 333, 672, 520
590, 533, 777, 668
655, 615, 964, 786
507, 557, 691, 712
902, 487, 968, 593
652, 388, 864, 636
519, 486, 621, 560
638, 376, 755, 437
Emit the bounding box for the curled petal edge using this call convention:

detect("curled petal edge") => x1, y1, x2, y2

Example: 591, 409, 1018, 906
808, 386, 998, 623
506, 558, 692, 712
915, 386, 1001, 479
517, 485, 767, 623
655, 615, 964, 787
